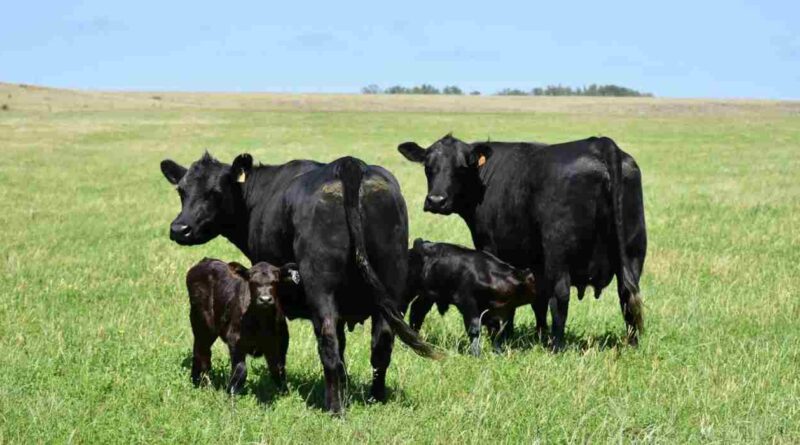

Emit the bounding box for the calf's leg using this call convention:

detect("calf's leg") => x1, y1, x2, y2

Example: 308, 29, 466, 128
190, 308, 216, 386
265, 317, 289, 390
227, 342, 248, 395
408, 296, 434, 332
456, 297, 483, 356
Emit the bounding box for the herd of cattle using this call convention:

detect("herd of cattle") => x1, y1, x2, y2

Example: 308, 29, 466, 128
160, 133, 647, 414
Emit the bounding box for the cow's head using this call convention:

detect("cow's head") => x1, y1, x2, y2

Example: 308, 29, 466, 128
159, 151, 253, 245
398, 134, 491, 215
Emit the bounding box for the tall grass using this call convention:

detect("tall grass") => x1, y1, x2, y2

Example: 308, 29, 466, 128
1, 91, 798, 443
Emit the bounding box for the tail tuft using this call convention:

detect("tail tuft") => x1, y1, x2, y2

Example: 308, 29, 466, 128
627, 292, 644, 334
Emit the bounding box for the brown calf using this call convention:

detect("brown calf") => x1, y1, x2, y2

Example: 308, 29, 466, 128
186, 258, 300, 394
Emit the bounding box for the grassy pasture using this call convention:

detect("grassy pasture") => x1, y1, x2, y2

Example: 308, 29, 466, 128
1, 83, 799, 443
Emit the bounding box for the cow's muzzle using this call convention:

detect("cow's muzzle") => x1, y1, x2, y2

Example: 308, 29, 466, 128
424, 194, 450, 213
170, 221, 194, 244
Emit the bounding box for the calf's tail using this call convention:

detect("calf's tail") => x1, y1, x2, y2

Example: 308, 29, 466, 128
334, 157, 442, 359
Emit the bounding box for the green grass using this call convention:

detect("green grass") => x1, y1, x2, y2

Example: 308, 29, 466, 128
1, 89, 799, 443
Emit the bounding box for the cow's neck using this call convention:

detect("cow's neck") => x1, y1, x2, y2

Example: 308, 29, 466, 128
222, 164, 285, 262
220, 199, 252, 259
456, 171, 487, 227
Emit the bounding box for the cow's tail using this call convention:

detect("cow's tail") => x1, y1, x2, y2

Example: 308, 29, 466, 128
335, 157, 443, 359
597, 137, 643, 333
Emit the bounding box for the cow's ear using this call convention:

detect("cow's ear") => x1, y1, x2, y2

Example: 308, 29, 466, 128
468, 144, 493, 168
231, 153, 254, 183
160, 160, 187, 185
398, 142, 427, 163
280, 263, 301, 285
413, 238, 424, 248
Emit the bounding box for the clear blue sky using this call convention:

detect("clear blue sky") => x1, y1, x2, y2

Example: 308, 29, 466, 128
2, 0, 798, 98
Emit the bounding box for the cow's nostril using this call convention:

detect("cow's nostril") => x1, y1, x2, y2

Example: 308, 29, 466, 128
171, 223, 192, 238
426, 195, 446, 207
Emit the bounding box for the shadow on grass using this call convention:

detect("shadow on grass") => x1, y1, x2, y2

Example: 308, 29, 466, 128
416, 320, 627, 355
180, 352, 408, 411
505, 322, 626, 352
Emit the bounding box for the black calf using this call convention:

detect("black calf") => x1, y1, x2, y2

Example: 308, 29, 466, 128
407, 239, 536, 355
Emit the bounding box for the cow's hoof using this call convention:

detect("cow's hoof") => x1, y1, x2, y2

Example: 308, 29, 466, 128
468, 337, 482, 357
368, 387, 386, 404
327, 404, 345, 416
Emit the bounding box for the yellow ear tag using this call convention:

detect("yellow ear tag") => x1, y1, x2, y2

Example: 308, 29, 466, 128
478, 155, 486, 167
237, 171, 246, 183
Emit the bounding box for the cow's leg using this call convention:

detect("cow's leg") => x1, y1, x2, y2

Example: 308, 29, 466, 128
369, 313, 394, 403
265, 317, 289, 390
548, 274, 571, 352
408, 296, 434, 332
190, 308, 216, 386
312, 313, 345, 414
227, 342, 247, 395
532, 296, 549, 344
336, 319, 348, 383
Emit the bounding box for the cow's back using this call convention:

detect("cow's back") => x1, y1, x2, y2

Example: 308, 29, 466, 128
469, 139, 644, 282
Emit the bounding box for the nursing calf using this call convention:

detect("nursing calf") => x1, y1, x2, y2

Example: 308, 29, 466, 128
407, 239, 536, 355
186, 258, 300, 394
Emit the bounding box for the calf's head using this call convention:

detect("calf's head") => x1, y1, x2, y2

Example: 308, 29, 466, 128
247, 262, 301, 308
398, 134, 491, 215
160, 152, 253, 245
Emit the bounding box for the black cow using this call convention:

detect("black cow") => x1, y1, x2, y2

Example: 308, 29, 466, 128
160, 152, 439, 414
186, 258, 301, 394
398, 134, 647, 351
407, 239, 536, 356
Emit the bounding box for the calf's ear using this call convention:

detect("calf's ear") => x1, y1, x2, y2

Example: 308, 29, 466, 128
398, 142, 427, 163
280, 263, 301, 285
228, 262, 250, 278
468, 143, 493, 168
231, 153, 254, 183
160, 160, 187, 185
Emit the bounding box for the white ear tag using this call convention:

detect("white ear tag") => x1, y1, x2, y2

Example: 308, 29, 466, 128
237, 171, 246, 183
290, 270, 301, 284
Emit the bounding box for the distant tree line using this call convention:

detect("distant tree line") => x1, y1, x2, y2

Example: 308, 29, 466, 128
362, 83, 652, 97
496, 84, 652, 97
362, 84, 480, 95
